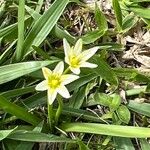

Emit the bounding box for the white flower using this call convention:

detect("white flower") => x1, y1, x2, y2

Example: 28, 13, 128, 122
35, 61, 79, 105
63, 38, 99, 74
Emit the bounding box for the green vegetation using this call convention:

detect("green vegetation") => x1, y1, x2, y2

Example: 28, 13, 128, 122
0, 0, 150, 149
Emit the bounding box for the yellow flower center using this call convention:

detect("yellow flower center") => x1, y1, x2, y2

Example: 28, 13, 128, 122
48, 74, 61, 89
70, 55, 80, 68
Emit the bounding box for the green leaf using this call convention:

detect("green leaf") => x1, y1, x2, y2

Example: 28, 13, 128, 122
93, 56, 118, 87
113, 137, 135, 150
127, 100, 150, 117
129, 6, 150, 19
0, 127, 17, 141
8, 130, 75, 143
110, 94, 121, 111
0, 40, 17, 65
32, 45, 51, 60
94, 93, 112, 107
116, 105, 131, 124
0, 60, 57, 84
140, 139, 150, 150
15, 0, 25, 61
22, 0, 69, 57
25, 5, 75, 44
78, 140, 90, 150
95, 3, 108, 32
67, 73, 97, 92
82, 30, 105, 44
15, 122, 44, 150
61, 123, 150, 138
112, 0, 123, 30
69, 86, 86, 109
1, 86, 35, 99
0, 23, 17, 38
122, 14, 138, 32
0, 95, 41, 126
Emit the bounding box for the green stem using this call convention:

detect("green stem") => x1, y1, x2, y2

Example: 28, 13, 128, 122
55, 95, 63, 126
48, 103, 54, 133
63, 67, 70, 74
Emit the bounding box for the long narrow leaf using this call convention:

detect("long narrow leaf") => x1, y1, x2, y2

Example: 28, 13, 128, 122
112, 0, 123, 30
0, 95, 41, 126
15, 0, 25, 61
0, 60, 57, 84
61, 123, 150, 138
0, 127, 17, 141
8, 130, 75, 143
22, 0, 69, 57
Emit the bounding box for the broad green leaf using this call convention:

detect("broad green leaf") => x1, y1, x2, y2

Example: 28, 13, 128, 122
129, 6, 150, 19
113, 137, 135, 150
112, 0, 123, 30
15, 0, 25, 61
113, 67, 138, 79
0, 95, 41, 126
140, 139, 150, 150
110, 94, 121, 111
0, 127, 17, 141
95, 3, 108, 32
94, 93, 112, 107
127, 100, 150, 117
22, 0, 69, 57
116, 105, 130, 124
0, 60, 57, 84
8, 130, 75, 143
93, 56, 118, 87
61, 123, 150, 138
82, 30, 105, 44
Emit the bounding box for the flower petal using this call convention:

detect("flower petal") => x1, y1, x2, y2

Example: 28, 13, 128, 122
69, 67, 80, 74
35, 80, 48, 91
63, 38, 71, 59
53, 61, 64, 75
47, 88, 57, 105
57, 85, 70, 99
61, 74, 79, 85
42, 67, 52, 80
80, 62, 98, 68
81, 46, 99, 61
74, 39, 82, 55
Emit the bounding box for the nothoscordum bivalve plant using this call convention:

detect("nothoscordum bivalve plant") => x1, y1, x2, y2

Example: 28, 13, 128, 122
35, 61, 79, 105
63, 38, 99, 74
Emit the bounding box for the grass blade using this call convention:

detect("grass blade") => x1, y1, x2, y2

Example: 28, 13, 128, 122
61, 123, 150, 138
112, 0, 123, 30
8, 130, 75, 143
15, 0, 25, 62
0, 127, 17, 141
0, 60, 57, 84
0, 95, 41, 126
22, 0, 69, 57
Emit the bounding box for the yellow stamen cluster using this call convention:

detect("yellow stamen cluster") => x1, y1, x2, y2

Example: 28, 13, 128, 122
48, 74, 61, 89
69, 55, 80, 68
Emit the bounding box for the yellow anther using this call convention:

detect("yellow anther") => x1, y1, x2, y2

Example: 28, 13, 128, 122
70, 56, 80, 68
